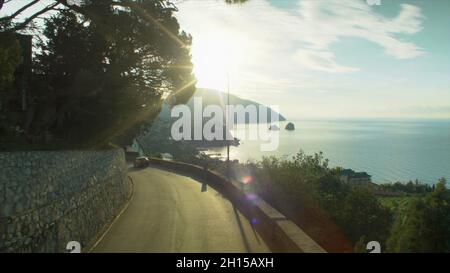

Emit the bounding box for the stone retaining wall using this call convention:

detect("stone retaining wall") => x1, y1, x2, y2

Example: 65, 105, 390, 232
0, 149, 131, 253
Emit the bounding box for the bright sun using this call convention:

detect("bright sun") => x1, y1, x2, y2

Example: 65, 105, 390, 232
191, 31, 249, 91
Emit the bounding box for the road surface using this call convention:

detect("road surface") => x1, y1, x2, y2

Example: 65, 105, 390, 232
92, 167, 269, 253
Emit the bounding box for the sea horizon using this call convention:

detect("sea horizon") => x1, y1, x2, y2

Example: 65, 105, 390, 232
207, 118, 450, 185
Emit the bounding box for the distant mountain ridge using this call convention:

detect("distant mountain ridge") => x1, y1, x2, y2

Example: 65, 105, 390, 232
137, 88, 287, 151
185, 88, 286, 124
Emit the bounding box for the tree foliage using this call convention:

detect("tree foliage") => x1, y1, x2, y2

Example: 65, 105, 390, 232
387, 178, 450, 252
0, 0, 248, 33
337, 186, 392, 244
0, 32, 21, 90
239, 151, 391, 251
381, 180, 434, 194
1, 0, 196, 149
190, 149, 449, 252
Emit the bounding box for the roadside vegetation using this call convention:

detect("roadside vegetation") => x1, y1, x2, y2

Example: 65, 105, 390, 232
2, 0, 448, 253
176, 149, 450, 253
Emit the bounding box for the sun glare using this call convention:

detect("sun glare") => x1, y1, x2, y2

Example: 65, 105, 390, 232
191, 30, 249, 91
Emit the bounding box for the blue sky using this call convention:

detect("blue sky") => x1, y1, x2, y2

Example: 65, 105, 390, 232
176, 0, 450, 119
2, 0, 449, 119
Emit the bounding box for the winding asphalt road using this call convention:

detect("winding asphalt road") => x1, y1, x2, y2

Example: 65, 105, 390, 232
92, 167, 269, 253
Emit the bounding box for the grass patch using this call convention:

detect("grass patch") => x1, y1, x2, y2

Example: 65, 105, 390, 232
378, 196, 415, 215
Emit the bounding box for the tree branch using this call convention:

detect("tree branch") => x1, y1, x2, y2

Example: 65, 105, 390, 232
1, 0, 176, 32
9, 2, 60, 32
0, 0, 40, 22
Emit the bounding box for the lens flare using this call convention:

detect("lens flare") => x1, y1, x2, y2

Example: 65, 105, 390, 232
242, 175, 253, 184
245, 193, 258, 201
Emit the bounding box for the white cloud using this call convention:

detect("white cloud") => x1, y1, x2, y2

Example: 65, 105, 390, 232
292, 0, 426, 67
177, 0, 425, 77
294, 49, 360, 73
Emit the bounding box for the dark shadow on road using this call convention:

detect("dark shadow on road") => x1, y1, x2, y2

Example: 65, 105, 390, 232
232, 205, 252, 253
201, 182, 208, 192
147, 164, 228, 196
250, 221, 262, 245
144, 164, 267, 252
